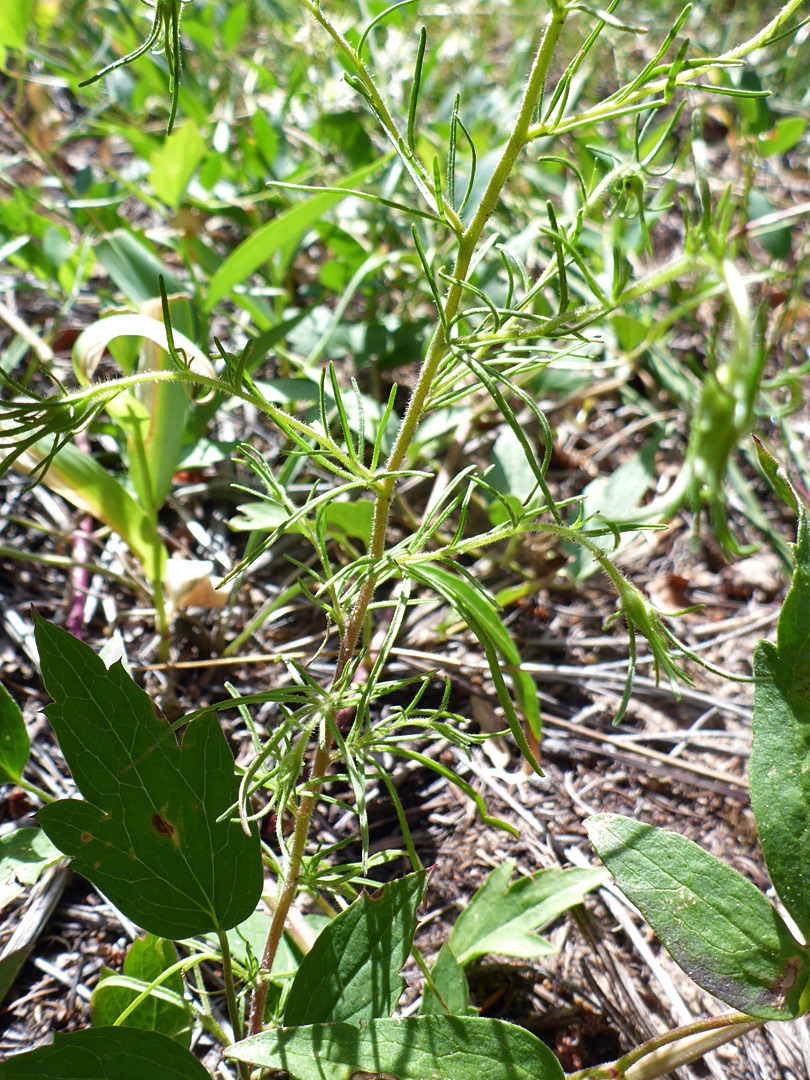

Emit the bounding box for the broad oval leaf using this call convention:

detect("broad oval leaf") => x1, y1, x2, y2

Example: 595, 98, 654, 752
0, 682, 29, 785
34, 614, 262, 939
587, 813, 810, 1019
448, 860, 608, 965
750, 505, 810, 942
228, 1016, 565, 1080
283, 871, 428, 1025
0, 1026, 209, 1079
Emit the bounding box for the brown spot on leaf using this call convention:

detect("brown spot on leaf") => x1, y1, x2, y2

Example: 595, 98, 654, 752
80, 831, 93, 844
769, 955, 803, 1008
152, 814, 179, 844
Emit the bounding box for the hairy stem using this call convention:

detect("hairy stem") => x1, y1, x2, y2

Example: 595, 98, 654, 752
248, 742, 331, 1035
338, 3, 567, 671
526, 0, 806, 143
246, 4, 567, 1038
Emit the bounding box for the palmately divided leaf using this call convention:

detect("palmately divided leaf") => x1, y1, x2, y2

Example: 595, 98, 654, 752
283, 871, 428, 1026
34, 614, 262, 939
750, 504, 810, 942
587, 813, 810, 1020
228, 1015, 565, 1080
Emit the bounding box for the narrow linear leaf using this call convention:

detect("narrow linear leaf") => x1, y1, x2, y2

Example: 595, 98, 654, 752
412, 562, 542, 739
587, 813, 810, 1019
750, 504, 810, 940
752, 437, 800, 513
228, 1015, 565, 1080
121, 296, 204, 515
34, 615, 262, 939
13, 440, 167, 589
283, 871, 428, 1025
95, 230, 184, 307
0, 1026, 210, 1079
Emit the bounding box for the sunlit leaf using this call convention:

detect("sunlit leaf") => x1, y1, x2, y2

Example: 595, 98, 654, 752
0, 828, 62, 912
35, 615, 263, 939
283, 871, 427, 1025
448, 861, 608, 965
228, 1016, 565, 1080
206, 156, 391, 309
587, 813, 810, 1020
0, 1027, 209, 1079
0, 682, 29, 786
750, 505, 810, 941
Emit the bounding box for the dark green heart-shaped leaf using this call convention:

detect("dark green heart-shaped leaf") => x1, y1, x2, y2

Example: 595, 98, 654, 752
34, 614, 262, 939
283, 871, 427, 1025
587, 813, 810, 1019
0, 1026, 209, 1079
228, 1016, 565, 1080
750, 505, 810, 941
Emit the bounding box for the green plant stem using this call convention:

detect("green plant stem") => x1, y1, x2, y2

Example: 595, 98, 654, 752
461, 5, 565, 248
2, 368, 368, 480
248, 740, 332, 1035
566, 1013, 761, 1080
0, 545, 135, 590
410, 944, 454, 1015
16, 777, 56, 805
197, 1009, 232, 1050
525, 0, 807, 143
337, 5, 566, 677
216, 929, 249, 1080
297, 0, 444, 220
244, 10, 569, 1040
